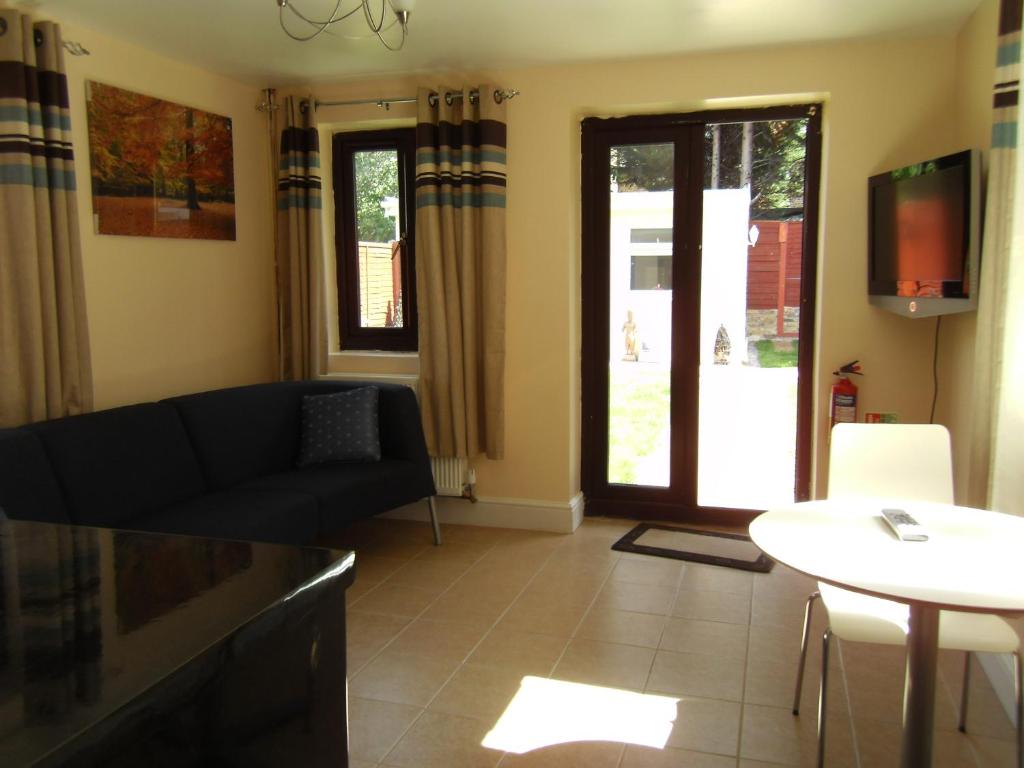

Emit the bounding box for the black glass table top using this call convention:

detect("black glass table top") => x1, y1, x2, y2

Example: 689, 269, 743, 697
0, 519, 354, 766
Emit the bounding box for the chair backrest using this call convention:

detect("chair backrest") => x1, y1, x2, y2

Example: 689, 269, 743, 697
827, 423, 954, 504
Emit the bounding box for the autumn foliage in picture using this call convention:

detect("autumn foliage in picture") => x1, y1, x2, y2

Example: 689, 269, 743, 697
86, 81, 236, 240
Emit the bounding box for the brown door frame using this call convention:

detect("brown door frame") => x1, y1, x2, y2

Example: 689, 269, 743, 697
580, 104, 823, 526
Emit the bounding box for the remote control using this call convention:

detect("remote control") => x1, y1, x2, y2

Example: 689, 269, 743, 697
880, 508, 928, 542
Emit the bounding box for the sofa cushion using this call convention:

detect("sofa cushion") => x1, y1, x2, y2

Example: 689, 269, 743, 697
24, 403, 207, 528
131, 489, 320, 546
0, 429, 70, 524
165, 380, 382, 491
239, 460, 435, 535
297, 387, 381, 467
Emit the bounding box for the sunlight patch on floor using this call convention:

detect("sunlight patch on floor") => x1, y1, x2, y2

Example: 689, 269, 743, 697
481, 676, 679, 754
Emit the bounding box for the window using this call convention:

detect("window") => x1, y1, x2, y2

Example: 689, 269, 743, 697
332, 128, 417, 351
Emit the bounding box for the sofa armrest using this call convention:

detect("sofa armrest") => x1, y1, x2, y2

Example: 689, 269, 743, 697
377, 385, 432, 467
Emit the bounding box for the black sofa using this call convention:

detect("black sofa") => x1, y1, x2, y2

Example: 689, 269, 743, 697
0, 380, 439, 546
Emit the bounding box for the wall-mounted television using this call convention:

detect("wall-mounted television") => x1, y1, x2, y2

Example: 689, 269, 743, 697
868, 149, 980, 318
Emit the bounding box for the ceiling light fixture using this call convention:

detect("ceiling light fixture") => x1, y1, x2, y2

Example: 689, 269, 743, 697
277, 0, 415, 51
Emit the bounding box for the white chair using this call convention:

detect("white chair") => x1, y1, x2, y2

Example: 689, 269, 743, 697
792, 423, 1022, 767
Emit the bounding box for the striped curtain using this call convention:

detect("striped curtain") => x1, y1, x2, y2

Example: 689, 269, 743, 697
968, 0, 1022, 507
274, 96, 326, 380
0, 11, 91, 427
415, 86, 507, 460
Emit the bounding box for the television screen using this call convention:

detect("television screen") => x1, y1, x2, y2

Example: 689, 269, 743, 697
868, 150, 975, 311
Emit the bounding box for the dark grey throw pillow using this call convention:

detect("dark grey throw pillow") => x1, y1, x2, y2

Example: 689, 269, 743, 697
296, 387, 382, 467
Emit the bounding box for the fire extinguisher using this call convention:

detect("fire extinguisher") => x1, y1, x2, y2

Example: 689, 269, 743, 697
830, 360, 863, 427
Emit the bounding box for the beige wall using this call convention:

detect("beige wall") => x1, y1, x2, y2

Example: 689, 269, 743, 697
937, 0, 999, 505
303, 33, 968, 511
55, 19, 276, 410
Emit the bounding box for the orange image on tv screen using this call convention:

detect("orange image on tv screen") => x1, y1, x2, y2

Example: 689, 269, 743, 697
894, 183, 963, 298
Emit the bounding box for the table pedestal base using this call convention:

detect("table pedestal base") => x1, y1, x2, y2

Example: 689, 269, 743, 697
902, 604, 940, 768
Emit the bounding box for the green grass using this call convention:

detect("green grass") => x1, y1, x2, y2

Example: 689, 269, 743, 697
607, 367, 670, 484
755, 339, 799, 368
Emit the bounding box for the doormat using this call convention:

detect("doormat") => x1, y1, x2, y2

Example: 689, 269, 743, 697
611, 523, 774, 573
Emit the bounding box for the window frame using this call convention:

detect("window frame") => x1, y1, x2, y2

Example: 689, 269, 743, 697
332, 127, 418, 351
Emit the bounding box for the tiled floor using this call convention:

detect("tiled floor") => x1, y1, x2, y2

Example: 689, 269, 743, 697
324, 516, 1019, 768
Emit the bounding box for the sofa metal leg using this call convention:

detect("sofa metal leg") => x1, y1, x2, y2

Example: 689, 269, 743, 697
959, 651, 971, 732
794, 591, 820, 715
427, 496, 441, 546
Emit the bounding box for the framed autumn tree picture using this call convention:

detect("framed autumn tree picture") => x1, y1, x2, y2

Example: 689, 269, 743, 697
85, 81, 236, 240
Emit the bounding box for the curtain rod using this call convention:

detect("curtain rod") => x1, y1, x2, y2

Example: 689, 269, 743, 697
303, 88, 519, 112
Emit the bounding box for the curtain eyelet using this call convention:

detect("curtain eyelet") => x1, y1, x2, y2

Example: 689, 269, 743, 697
0, 19, 8, 37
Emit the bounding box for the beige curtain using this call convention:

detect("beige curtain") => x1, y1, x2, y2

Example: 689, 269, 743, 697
967, 0, 1022, 508
415, 86, 507, 460
274, 96, 326, 380
0, 11, 92, 427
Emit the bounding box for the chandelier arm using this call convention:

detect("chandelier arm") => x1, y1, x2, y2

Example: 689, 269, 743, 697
278, 0, 407, 49
279, 0, 365, 42
361, 0, 386, 34
286, 0, 362, 26
371, 19, 406, 51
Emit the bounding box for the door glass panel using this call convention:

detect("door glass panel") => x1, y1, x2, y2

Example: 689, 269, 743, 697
352, 148, 404, 328
607, 143, 673, 487
697, 119, 808, 509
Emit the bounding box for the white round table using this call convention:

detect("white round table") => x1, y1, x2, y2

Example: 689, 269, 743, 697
749, 499, 1024, 768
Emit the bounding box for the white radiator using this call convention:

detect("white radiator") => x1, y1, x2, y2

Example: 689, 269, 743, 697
430, 456, 469, 497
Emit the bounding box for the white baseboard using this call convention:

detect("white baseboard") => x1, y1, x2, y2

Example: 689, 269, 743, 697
978, 652, 1018, 726
382, 492, 585, 534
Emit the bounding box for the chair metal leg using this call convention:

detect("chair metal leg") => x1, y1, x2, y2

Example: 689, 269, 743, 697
793, 591, 820, 715
958, 651, 971, 732
1014, 651, 1022, 768
427, 496, 441, 546
817, 627, 832, 768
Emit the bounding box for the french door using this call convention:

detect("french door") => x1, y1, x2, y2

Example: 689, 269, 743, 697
581, 105, 822, 523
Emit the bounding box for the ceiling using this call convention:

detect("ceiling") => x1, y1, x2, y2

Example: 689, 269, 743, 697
28, 0, 982, 86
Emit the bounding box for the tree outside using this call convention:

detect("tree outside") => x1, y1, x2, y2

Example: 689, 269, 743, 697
609, 119, 808, 211
354, 149, 400, 243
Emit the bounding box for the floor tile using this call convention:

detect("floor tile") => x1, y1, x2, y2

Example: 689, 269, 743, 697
422, 582, 521, 628
967, 734, 1018, 768
496, 597, 590, 637
552, 638, 657, 691
740, 704, 856, 767
608, 558, 685, 587
663, 696, 741, 756
497, 743, 624, 767
660, 616, 749, 659
853, 718, 979, 768
383, 710, 504, 768
576, 608, 669, 649
672, 589, 752, 624
680, 563, 754, 596
646, 649, 745, 701
621, 744, 736, 767
347, 610, 413, 672
594, 581, 678, 616
468, 628, 569, 676
385, 617, 489, 662
339, 518, 1019, 768
387, 558, 474, 591
430, 662, 530, 720
348, 696, 422, 762
350, 581, 444, 618
349, 649, 461, 707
